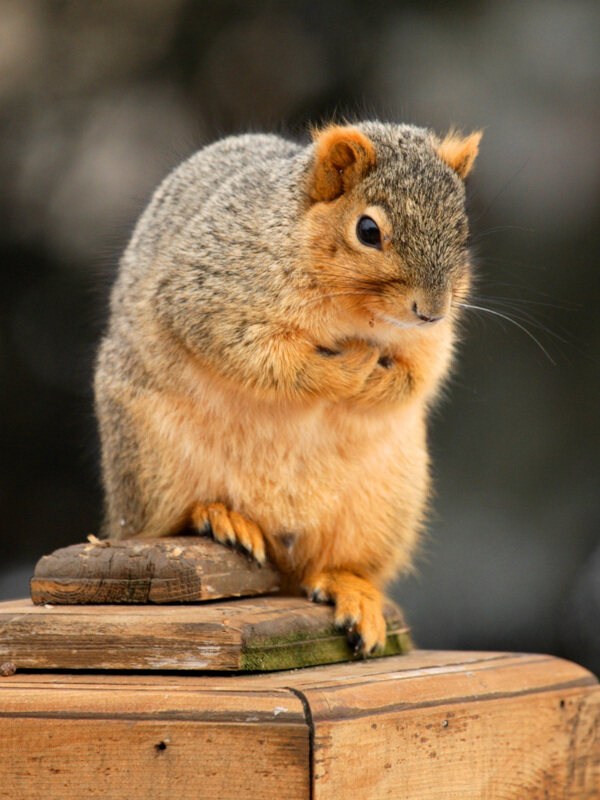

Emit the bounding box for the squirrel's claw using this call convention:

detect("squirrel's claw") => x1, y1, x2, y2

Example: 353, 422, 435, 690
191, 502, 266, 565
302, 569, 387, 655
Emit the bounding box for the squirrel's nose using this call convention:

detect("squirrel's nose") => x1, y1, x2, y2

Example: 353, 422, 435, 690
412, 302, 444, 324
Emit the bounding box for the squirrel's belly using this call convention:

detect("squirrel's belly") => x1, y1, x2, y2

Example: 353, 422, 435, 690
141, 380, 429, 575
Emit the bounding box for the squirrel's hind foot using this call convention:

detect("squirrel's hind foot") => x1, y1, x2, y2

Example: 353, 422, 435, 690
302, 569, 387, 655
191, 502, 266, 565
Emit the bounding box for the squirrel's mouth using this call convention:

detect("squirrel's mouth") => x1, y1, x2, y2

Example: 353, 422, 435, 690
375, 313, 446, 329
363, 285, 451, 330
376, 314, 423, 329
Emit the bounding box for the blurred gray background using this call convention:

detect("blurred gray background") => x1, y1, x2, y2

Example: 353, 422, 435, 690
1, 0, 599, 674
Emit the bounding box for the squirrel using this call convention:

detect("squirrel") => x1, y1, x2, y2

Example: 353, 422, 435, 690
95, 121, 481, 654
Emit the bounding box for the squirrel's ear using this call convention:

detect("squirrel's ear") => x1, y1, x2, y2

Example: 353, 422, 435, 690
309, 125, 376, 202
436, 130, 482, 179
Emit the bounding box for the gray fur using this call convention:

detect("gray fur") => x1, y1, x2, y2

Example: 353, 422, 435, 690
95, 122, 471, 537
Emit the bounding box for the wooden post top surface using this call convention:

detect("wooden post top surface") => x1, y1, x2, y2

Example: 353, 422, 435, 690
2, 646, 596, 702
1, 649, 598, 799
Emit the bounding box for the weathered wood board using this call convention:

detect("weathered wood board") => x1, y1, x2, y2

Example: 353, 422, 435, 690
274, 650, 600, 799
0, 597, 411, 671
13, 540, 600, 796
30, 536, 281, 604
0, 650, 598, 799
0, 672, 310, 800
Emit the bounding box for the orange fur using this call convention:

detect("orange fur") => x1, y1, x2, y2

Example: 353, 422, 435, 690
437, 130, 482, 179
302, 570, 386, 653
125, 310, 436, 579
124, 335, 431, 649
117, 132, 462, 650
310, 125, 376, 201
191, 502, 266, 563
99, 124, 478, 653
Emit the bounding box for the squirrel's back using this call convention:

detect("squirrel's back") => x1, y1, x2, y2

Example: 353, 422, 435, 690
122, 134, 303, 277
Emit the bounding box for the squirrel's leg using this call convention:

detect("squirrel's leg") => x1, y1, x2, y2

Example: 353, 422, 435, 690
191, 502, 267, 565
301, 569, 387, 655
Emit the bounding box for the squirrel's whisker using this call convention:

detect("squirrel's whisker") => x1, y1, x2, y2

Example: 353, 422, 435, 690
470, 294, 570, 310
454, 301, 556, 364
470, 224, 535, 242
467, 296, 570, 344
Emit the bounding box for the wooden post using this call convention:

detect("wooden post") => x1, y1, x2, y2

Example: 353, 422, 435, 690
0, 650, 598, 798
0, 536, 596, 797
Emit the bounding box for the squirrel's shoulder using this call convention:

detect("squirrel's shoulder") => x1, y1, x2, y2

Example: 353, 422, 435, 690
198, 131, 303, 161
170, 132, 304, 190
125, 133, 306, 259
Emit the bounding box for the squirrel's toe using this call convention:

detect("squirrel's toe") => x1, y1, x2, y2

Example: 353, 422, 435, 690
191, 502, 267, 565
229, 511, 266, 564
302, 569, 387, 656
334, 588, 386, 655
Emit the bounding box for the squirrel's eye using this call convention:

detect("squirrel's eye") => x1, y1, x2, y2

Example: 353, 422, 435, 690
356, 216, 382, 250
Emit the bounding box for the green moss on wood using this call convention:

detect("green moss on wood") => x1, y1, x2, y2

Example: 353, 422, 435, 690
241, 629, 412, 671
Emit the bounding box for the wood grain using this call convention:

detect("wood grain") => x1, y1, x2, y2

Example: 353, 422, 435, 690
291, 651, 600, 800
0, 677, 309, 800
30, 536, 282, 604
0, 597, 411, 672
0, 651, 598, 799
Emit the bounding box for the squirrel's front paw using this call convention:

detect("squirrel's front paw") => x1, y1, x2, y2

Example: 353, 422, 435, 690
353, 352, 413, 406
314, 339, 380, 399
302, 569, 387, 655
191, 502, 266, 564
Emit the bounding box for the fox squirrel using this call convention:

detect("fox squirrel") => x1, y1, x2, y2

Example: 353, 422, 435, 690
95, 121, 481, 654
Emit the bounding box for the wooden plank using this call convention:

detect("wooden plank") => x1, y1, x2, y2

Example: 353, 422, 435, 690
0, 651, 514, 692
0, 597, 410, 672
0, 678, 309, 800
30, 536, 282, 604
309, 690, 600, 799
0, 652, 598, 798
292, 652, 600, 799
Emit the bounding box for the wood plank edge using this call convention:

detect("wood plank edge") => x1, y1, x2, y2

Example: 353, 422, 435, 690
30, 578, 153, 604
241, 629, 412, 671
306, 677, 600, 724
30, 577, 279, 605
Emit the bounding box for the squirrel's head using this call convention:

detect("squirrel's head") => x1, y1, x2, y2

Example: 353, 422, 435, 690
301, 122, 481, 330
